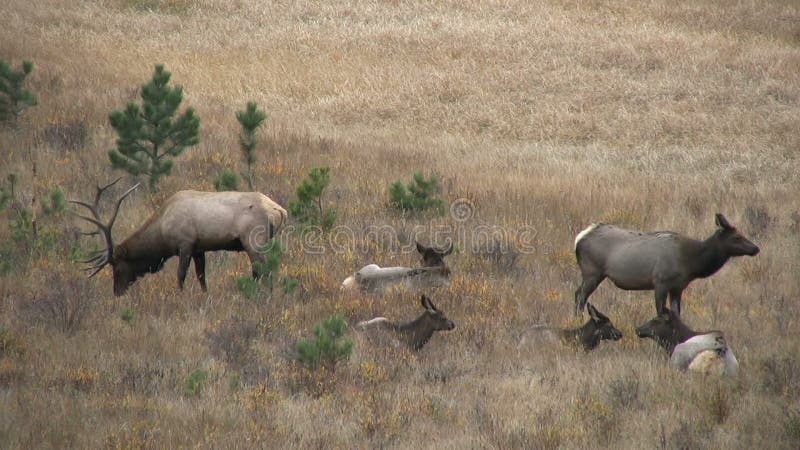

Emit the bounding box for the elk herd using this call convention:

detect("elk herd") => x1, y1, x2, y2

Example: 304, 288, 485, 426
72, 180, 760, 377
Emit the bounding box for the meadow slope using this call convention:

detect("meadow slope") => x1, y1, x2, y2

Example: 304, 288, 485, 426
1, 0, 800, 448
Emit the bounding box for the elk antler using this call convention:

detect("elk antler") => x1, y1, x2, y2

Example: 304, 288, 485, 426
70, 178, 140, 277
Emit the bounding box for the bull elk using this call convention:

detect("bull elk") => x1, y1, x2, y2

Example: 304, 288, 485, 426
357, 295, 455, 350
342, 241, 453, 294
573, 213, 759, 316
636, 308, 739, 376
72, 179, 287, 296
520, 303, 623, 351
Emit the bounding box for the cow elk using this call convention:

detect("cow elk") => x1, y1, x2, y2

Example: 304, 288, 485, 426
72, 179, 287, 296
573, 213, 759, 316
636, 308, 739, 376
357, 295, 455, 350
342, 241, 453, 294
521, 303, 623, 351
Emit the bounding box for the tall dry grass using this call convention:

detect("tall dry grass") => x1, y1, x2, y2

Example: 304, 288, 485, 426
1, 0, 800, 448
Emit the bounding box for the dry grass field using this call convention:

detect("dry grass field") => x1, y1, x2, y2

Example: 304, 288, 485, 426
1, 0, 800, 448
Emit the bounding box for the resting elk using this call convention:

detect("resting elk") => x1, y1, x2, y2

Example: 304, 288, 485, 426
342, 241, 453, 294
636, 308, 739, 376
520, 303, 623, 351
357, 295, 455, 350
573, 213, 759, 316
72, 179, 287, 296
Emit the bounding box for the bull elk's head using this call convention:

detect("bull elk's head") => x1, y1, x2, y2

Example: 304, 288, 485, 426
70, 178, 139, 295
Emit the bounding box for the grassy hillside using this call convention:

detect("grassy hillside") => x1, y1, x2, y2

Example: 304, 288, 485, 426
1, 0, 799, 448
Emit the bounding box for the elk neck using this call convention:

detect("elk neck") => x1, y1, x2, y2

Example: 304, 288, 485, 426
681, 233, 730, 279
560, 323, 598, 351
396, 316, 436, 350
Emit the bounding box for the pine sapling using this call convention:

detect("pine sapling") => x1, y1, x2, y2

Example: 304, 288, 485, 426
236, 101, 267, 190
0, 59, 37, 124
108, 64, 200, 191
389, 171, 445, 215
288, 167, 337, 231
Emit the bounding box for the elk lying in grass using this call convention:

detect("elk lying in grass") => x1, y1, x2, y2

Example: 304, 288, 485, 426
636, 308, 739, 376
520, 303, 623, 351
342, 241, 453, 294
357, 295, 455, 350
72, 179, 287, 296
574, 213, 759, 316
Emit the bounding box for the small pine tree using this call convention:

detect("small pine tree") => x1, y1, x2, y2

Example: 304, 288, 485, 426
213, 170, 240, 192
184, 369, 208, 397
236, 101, 267, 190
288, 167, 337, 231
296, 315, 353, 370
0, 59, 37, 124
108, 64, 200, 191
236, 238, 298, 299
389, 171, 445, 215
40, 189, 65, 216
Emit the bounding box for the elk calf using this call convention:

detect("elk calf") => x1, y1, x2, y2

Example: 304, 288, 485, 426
636, 308, 739, 376
342, 241, 452, 294
574, 213, 759, 316
521, 303, 623, 351
72, 180, 287, 296
357, 295, 455, 350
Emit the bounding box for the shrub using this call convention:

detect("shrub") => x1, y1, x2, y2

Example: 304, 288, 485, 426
213, 169, 240, 192
42, 120, 89, 151
0, 325, 25, 359
236, 239, 299, 299
237, 101, 267, 190
389, 171, 444, 215
288, 167, 337, 231
184, 369, 208, 397
295, 315, 353, 370
17, 275, 95, 335
108, 64, 200, 191
40, 188, 65, 217
120, 308, 136, 326
0, 59, 37, 124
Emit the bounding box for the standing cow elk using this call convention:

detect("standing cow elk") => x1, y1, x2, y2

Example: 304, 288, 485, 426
72, 179, 287, 296
573, 213, 759, 316
636, 308, 739, 376
520, 303, 623, 351
357, 295, 455, 350
342, 241, 453, 293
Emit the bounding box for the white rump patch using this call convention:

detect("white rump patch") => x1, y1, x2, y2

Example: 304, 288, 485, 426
574, 223, 599, 251
341, 275, 357, 289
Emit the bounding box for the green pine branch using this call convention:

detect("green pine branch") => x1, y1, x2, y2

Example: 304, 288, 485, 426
107, 64, 200, 191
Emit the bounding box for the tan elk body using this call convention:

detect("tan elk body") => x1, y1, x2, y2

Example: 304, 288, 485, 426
73, 180, 287, 295
342, 242, 453, 294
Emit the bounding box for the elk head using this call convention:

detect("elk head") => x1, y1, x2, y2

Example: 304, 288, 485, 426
420, 295, 456, 332
585, 303, 623, 343
714, 213, 760, 257
70, 178, 139, 296
416, 240, 453, 267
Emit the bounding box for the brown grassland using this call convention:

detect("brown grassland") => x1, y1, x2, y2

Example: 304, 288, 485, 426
1, 0, 800, 448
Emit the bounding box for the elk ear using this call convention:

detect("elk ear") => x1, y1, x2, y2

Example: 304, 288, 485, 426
421, 295, 436, 311
715, 213, 733, 230
416, 241, 426, 254
587, 303, 602, 322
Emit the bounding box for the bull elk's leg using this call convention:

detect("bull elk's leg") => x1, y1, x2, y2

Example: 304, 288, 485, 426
669, 288, 682, 316
177, 249, 193, 290
574, 275, 604, 316
193, 253, 207, 292
246, 251, 266, 280
654, 285, 669, 315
